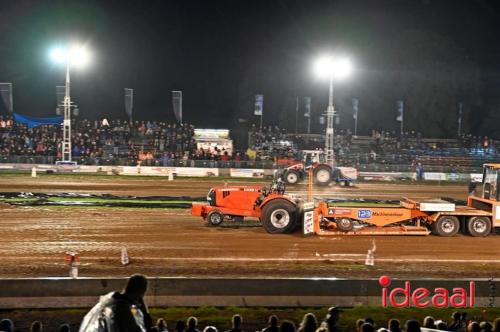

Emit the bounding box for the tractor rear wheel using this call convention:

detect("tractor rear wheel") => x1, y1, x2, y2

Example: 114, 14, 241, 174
314, 165, 332, 186
431, 216, 460, 237
336, 218, 354, 232
207, 210, 224, 226
261, 199, 297, 234
284, 169, 300, 184
467, 216, 491, 237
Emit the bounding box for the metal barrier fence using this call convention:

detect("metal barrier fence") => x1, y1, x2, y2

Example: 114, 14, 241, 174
0, 155, 485, 173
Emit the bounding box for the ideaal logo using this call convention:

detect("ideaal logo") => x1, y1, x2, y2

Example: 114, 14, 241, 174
379, 275, 475, 308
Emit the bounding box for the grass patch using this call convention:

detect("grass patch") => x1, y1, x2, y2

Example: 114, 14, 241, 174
0, 171, 268, 182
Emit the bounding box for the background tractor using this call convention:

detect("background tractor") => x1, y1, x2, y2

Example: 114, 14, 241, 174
279, 150, 357, 186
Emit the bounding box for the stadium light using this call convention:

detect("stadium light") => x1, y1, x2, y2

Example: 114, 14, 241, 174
49, 44, 91, 68
49, 43, 92, 163
313, 56, 352, 81
313, 55, 353, 167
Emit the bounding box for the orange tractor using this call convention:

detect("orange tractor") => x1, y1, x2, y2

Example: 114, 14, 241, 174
192, 164, 500, 237
191, 179, 301, 233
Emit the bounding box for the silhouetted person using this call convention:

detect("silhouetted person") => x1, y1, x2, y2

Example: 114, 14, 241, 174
423, 316, 436, 329
492, 318, 500, 332
298, 313, 318, 332
480, 321, 493, 332
436, 320, 448, 331
30, 321, 43, 332
0, 319, 14, 332
203, 327, 218, 332
356, 319, 365, 332
58, 324, 71, 332
469, 322, 481, 332
186, 317, 200, 332
280, 321, 296, 332
322, 307, 342, 332
175, 320, 186, 332
364, 318, 375, 327
450, 312, 463, 332
405, 320, 421, 332
157, 319, 169, 332
225, 314, 244, 332
361, 323, 375, 332
79, 274, 152, 332
262, 315, 279, 332
388, 319, 402, 332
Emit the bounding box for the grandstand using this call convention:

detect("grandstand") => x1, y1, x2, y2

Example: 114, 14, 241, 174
1, 114, 499, 173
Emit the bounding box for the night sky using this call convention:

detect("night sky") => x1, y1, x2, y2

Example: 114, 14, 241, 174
1, 0, 500, 141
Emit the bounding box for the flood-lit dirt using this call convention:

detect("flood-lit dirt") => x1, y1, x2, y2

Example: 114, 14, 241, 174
0, 175, 497, 279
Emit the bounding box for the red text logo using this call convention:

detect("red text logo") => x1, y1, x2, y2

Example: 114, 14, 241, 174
379, 275, 475, 308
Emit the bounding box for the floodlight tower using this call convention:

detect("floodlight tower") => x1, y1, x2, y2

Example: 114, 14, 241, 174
50, 44, 90, 162
313, 56, 352, 167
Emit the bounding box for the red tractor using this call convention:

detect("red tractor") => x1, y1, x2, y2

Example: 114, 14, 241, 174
191, 179, 300, 233
277, 150, 357, 186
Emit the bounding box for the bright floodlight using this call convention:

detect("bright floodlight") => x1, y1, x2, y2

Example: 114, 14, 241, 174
50, 47, 67, 63
314, 56, 352, 80
49, 44, 91, 68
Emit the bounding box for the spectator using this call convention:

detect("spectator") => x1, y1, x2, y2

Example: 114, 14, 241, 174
157, 318, 169, 332
30, 321, 43, 332
186, 317, 200, 332
356, 319, 365, 332
493, 318, 500, 332
175, 320, 186, 332
203, 327, 218, 332
262, 315, 279, 332
280, 321, 296, 332
321, 307, 342, 332
297, 314, 317, 332
0, 318, 14, 332
79, 274, 151, 332
436, 320, 448, 331
480, 322, 493, 332
58, 324, 71, 332
469, 322, 481, 332
364, 318, 375, 327
405, 320, 421, 332
388, 319, 402, 332
225, 314, 244, 332
361, 323, 375, 332
423, 316, 436, 329
450, 312, 464, 332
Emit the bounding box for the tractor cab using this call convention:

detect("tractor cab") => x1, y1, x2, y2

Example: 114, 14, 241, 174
299, 150, 326, 167
480, 163, 500, 201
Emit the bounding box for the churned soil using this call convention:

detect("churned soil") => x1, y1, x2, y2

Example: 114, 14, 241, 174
0, 173, 497, 279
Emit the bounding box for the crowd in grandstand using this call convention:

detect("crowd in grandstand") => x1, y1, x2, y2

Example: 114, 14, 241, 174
1, 114, 500, 172
0, 275, 498, 332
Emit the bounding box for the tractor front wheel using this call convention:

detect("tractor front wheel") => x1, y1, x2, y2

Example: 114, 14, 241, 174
207, 210, 224, 226
261, 199, 298, 234
284, 170, 300, 185
336, 218, 354, 232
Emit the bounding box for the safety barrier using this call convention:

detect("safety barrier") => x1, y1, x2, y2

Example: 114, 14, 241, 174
0, 277, 496, 308
0, 163, 483, 182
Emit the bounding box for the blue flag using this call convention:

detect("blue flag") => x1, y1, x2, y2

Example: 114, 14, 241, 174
14, 113, 63, 129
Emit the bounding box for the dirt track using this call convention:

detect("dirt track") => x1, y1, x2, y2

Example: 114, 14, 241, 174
0, 175, 498, 279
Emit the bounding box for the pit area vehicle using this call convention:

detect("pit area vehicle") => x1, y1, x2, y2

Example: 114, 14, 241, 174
278, 150, 357, 186
192, 164, 500, 237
